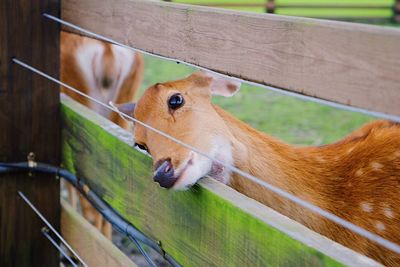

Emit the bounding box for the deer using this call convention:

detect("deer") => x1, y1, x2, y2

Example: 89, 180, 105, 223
116, 71, 400, 266
60, 31, 144, 239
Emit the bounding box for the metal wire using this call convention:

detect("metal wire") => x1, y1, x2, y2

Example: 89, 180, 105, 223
1, 162, 180, 267
12, 58, 400, 255
41, 227, 80, 267
18, 191, 88, 267
128, 235, 157, 267
43, 13, 400, 123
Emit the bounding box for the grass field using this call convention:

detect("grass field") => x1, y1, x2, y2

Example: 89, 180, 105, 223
173, 0, 395, 18
135, 0, 399, 146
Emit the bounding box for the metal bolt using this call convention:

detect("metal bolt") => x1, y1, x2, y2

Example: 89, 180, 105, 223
27, 152, 37, 168
27, 152, 35, 161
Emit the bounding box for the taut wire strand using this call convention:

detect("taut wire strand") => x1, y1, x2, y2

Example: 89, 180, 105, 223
41, 227, 80, 267
12, 58, 400, 255
128, 235, 157, 267
1, 162, 178, 266
43, 13, 400, 123
18, 191, 88, 267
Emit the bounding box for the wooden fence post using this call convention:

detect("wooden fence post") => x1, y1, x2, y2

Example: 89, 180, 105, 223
266, 0, 276, 13
0, 1, 60, 266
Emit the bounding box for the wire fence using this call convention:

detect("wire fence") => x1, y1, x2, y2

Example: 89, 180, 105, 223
1, 161, 180, 267
9, 12, 400, 257
4, 9, 400, 266
44, 13, 400, 123
14, 55, 400, 255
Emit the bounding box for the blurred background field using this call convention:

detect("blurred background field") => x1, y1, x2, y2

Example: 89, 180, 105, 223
172, 0, 396, 21
133, 0, 399, 146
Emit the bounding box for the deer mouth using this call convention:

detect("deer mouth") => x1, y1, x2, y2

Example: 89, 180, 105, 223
171, 152, 213, 190
153, 153, 199, 190
171, 152, 231, 190
156, 140, 233, 190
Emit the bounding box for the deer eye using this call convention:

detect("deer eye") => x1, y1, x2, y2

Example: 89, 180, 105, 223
134, 143, 149, 153
168, 93, 184, 110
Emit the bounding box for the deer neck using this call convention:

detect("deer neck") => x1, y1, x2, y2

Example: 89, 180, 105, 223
213, 105, 328, 227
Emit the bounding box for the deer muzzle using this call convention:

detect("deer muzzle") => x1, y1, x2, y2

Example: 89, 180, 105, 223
153, 160, 177, 188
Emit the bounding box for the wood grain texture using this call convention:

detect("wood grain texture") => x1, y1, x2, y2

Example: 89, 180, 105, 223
60, 94, 380, 267
61, 0, 400, 116
0, 1, 60, 266
61, 200, 137, 267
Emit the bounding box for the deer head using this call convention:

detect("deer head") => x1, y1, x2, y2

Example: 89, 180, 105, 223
118, 71, 241, 190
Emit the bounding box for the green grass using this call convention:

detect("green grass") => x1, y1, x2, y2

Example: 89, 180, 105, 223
138, 55, 373, 146
173, 0, 395, 18
277, 0, 393, 18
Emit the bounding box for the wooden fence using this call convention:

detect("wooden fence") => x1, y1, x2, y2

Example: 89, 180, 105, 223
58, 0, 400, 266
63, 0, 400, 116
1, 0, 400, 265
61, 94, 378, 266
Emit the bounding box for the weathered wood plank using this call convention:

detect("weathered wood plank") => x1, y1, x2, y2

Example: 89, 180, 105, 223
61, 200, 137, 267
60, 94, 380, 266
62, 0, 400, 116
0, 1, 60, 266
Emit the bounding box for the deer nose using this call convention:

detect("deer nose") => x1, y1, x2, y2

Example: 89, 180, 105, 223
153, 160, 177, 188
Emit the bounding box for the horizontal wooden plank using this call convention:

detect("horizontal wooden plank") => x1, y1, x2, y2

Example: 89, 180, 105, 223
61, 199, 137, 267
60, 94, 380, 266
61, 0, 400, 116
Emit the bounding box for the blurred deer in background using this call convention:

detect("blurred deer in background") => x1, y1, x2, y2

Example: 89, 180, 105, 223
61, 31, 144, 238
117, 71, 400, 266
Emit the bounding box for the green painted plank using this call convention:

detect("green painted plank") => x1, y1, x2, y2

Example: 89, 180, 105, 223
60, 94, 379, 266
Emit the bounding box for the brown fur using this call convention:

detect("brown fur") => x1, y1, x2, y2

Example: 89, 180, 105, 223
131, 73, 400, 265
61, 31, 144, 238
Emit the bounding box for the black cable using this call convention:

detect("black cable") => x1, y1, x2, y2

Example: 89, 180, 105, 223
0, 161, 180, 267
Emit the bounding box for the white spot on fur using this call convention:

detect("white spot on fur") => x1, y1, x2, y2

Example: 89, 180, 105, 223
111, 45, 136, 96
375, 221, 386, 232
361, 202, 373, 213
370, 162, 383, 171
355, 169, 363, 176
383, 207, 395, 219
75, 41, 136, 118
76, 42, 104, 101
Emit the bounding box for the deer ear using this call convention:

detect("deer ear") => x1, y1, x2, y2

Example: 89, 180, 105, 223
114, 102, 136, 116
193, 71, 241, 97
210, 76, 241, 97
